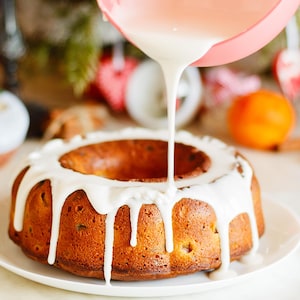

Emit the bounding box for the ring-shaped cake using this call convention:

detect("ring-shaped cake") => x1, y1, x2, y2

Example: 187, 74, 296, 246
9, 128, 264, 282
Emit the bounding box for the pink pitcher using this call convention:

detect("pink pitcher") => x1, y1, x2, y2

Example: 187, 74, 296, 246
97, 0, 300, 66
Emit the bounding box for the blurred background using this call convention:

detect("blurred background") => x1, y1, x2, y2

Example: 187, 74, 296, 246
0, 0, 299, 147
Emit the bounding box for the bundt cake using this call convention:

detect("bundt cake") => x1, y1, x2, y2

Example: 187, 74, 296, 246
8, 128, 264, 282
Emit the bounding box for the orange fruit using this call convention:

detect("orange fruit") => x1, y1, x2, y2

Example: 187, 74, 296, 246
227, 90, 296, 150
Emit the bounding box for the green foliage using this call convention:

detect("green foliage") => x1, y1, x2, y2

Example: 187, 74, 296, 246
64, 14, 101, 96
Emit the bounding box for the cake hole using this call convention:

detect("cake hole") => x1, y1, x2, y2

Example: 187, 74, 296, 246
182, 242, 193, 254
211, 223, 218, 234
236, 161, 244, 174
40, 192, 48, 207
146, 145, 154, 151
75, 205, 84, 212
59, 139, 211, 182
145, 210, 153, 217
76, 224, 87, 231
189, 153, 197, 161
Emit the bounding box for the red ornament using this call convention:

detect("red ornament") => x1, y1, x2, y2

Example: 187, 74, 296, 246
95, 55, 138, 111
273, 48, 300, 102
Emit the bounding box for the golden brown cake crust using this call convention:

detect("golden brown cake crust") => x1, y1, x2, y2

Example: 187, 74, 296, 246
8, 139, 264, 281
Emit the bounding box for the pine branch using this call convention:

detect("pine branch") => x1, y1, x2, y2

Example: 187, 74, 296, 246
64, 14, 101, 96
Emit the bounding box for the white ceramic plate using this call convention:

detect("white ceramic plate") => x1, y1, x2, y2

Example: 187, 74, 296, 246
0, 198, 299, 298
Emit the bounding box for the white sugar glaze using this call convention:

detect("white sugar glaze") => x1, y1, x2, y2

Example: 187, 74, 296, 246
13, 128, 260, 283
